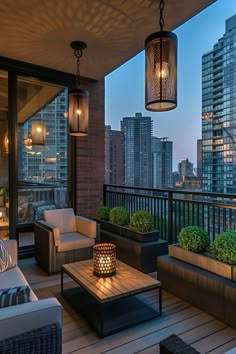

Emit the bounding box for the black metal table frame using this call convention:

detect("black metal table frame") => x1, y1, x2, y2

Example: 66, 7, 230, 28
61, 267, 162, 337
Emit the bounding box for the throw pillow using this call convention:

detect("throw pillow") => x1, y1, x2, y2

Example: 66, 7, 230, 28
0, 240, 14, 273
0, 285, 30, 308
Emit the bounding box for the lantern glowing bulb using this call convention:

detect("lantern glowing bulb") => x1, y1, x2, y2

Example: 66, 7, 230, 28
156, 62, 169, 79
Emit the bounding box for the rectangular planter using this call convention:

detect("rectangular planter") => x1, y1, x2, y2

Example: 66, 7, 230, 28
96, 220, 159, 243
101, 229, 168, 273
168, 244, 236, 281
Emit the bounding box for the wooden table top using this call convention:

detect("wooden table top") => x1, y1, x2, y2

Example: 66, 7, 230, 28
62, 259, 161, 303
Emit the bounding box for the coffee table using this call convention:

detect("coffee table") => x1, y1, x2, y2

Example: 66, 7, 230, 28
61, 259, 162, 337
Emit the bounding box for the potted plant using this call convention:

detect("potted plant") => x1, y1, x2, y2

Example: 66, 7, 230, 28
168, 225, 236, 281
97, 206, 159, 242
177, 225, 209, 252
98, 206, 167, 273
212, 231, 236, 280
95, 206, 111, 221
96, 206, 130, 236
127, 210, 159, 242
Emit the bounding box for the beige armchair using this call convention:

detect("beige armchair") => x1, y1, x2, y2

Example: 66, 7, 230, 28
34, 208, 97, 274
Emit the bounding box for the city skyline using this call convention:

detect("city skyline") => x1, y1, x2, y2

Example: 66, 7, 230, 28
105, 0, 236, 170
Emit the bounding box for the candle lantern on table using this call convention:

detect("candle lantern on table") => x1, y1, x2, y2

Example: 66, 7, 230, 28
93, 243, 116, 277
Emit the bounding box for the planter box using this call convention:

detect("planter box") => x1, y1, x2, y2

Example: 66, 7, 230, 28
101, 229, 168, 273
96, 220, 159, 243
168, 244, 236, 281
157, 255, 236, 329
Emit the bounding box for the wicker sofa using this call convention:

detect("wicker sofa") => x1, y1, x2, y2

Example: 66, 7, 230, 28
0, 240, 62, 354
34, 208, 97, 274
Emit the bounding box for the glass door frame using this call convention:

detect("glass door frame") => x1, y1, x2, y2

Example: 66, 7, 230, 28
0, 57, 75, 247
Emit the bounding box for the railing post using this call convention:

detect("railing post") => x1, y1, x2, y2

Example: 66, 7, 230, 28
168, 191, 173, 244
103, 184, 106, 206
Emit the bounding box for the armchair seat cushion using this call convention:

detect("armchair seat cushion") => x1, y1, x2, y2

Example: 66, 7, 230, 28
57, 232, 95, 252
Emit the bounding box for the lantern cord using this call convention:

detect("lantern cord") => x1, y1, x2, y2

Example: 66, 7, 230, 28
159, 0, 164, 31
73, 48, 83, 88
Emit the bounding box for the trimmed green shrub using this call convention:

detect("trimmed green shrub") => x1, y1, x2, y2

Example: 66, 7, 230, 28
178, 225, 209, 252
95, 206, 111, 221
130, 210, 154, 232
212, 230, 236, 264
109, 207, 129, 226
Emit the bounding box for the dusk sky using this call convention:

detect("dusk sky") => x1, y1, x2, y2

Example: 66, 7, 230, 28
105, 0, 236, 170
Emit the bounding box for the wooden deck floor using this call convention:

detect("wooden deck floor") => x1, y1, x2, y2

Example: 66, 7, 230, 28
19, 258, 236, 354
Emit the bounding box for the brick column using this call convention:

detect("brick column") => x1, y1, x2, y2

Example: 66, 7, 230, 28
75, 77, 105, 218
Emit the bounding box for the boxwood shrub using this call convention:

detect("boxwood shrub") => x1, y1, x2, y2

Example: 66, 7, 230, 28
130, 210, 154, 232
212, 230, 236, 264
109, 207, 129, 226
178, 225, 209, 253
95, 206, 111, 221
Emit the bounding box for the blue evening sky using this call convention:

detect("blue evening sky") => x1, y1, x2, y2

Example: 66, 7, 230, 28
105, 0, 236, 170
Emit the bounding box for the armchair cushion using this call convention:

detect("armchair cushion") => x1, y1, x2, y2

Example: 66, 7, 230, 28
75, 215, 96, 239
57, 232, 95, 252
43, 208, 77, 233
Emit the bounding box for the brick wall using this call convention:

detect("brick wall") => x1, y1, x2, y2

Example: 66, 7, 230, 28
74, 77, 105, 218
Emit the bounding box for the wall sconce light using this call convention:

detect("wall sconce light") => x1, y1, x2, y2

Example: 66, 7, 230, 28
145, 0, 177, 112
31, 121, 45, 145
93, 243, 116, 277
68, 41, 89, 136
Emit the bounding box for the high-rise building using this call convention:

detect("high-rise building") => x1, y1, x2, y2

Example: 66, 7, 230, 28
202, 15, 236, 193
197, 139, 202, 183
152, 137, 173, 188
105, 125, 124, 185
18, 90, 68, 186
121, 112, 153, 187
178, 158, 193, 182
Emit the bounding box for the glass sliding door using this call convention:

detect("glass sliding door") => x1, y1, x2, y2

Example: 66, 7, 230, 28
17, 76, 69, 247
0, 70, 9, 240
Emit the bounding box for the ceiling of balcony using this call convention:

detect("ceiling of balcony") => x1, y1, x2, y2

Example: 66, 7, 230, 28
0, 0, 216, 80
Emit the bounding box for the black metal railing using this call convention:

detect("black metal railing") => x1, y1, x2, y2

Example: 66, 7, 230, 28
104, 184, 236, 244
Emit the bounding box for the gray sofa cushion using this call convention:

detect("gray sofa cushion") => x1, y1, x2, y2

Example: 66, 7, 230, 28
0, 266, 37, 302
57, 232, 95, 252
0, 285, 30, 308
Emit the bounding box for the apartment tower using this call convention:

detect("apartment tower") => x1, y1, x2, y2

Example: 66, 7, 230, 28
121, 113, 153, 187
105, 125, 124, 185
202, 15, 236, 193
178, 158, 193, 182
152, 137, 173, 188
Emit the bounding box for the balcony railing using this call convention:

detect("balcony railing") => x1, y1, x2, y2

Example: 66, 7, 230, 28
104, 184, 236, 244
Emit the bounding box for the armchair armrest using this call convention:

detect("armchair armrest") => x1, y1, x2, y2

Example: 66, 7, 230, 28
35, 220, 60, 246
75, 216, 97, 239
0, 297, 62, 341
3, 240, 18, 266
